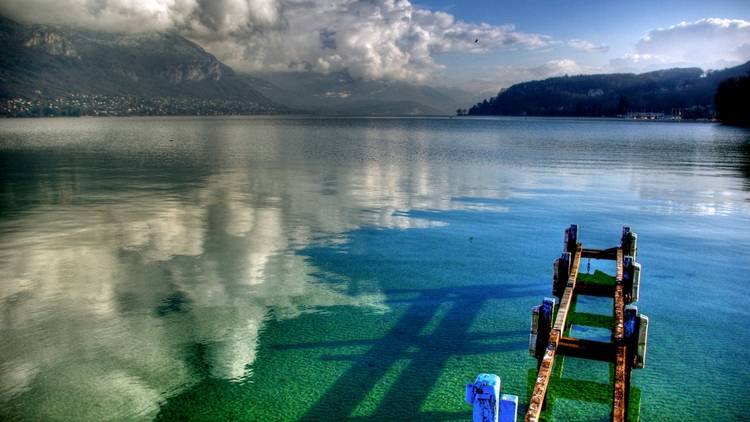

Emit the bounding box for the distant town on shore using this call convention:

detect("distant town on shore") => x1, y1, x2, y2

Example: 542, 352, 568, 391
1, 16, 748, 126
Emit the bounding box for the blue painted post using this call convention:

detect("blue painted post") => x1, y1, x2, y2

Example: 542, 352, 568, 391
552, 253, 570, 298
465, 374, 518, 422
499, 394, 519, 422
564, 224, 578, 254
624, 305, 638, 342
466, 374, 500, 422
623, 256, 634, 304
529, 297, 555, 364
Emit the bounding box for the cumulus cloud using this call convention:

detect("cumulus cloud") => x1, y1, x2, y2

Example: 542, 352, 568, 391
493, 59, 598, 88
0, 0, 554, 82
568, 38, 608, 53
611, 18, 750, 71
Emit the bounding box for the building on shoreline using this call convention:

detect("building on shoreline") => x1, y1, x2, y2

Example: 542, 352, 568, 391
0, 95, 279, 117
624, 111, 666, 120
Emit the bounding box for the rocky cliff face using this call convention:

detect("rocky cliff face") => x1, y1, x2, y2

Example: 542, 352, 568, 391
166, 59, 225, 83
22, 30, 80, 58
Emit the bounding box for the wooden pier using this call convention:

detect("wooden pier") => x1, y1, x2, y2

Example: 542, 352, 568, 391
526, 225, 648, 422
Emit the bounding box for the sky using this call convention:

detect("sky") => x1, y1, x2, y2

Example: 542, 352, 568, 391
1, 0, 749, 93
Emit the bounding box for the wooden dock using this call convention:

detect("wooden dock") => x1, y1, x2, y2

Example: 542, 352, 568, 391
526, 225, 648, 422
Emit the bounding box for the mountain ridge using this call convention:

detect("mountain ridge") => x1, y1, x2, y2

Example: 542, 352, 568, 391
468, 61, 750, 118
0, 17, 480, 116
0, 16, 280, 115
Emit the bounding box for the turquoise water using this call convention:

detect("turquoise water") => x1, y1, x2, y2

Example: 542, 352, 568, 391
0, 116, 748, 421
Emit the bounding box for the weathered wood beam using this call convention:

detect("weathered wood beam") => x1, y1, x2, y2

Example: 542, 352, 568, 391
526, 246, 582, 422
613, 249, 628, 422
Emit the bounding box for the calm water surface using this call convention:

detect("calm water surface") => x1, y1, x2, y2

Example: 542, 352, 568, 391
0, 116, 748, 421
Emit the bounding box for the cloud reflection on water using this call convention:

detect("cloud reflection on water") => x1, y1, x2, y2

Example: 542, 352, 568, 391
0, 117, 748, 420
0, 141, 500, 419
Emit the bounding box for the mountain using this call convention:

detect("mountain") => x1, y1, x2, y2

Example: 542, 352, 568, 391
0, 16, 480, 117
715, 74, 750, 127
468, 61, 750, 118
242, 71, 481, 116
0, 17, 281, 115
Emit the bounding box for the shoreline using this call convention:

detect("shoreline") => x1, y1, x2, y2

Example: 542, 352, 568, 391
0, 113, 722, 123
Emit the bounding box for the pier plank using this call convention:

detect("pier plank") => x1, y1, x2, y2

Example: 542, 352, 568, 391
613, 249, 628, 421
526, 246, 581, 422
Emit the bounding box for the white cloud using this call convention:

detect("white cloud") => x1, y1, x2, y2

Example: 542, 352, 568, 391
493, 59, 599, 88
0, 0, 554, 82
568, 38, 608, 53
611, 18, 750, 72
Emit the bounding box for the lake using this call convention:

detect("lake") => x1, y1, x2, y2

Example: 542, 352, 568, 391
1, 116, 748, 421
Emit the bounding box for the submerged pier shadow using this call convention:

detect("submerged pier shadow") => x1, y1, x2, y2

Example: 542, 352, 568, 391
275, 283, 539, 421
155, 210, 549, 420
154, 282, 540, 421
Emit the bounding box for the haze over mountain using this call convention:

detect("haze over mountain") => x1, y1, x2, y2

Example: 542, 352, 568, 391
468, 61, 750, 118
242, 71, 480, 115
0, 16, 481, 116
